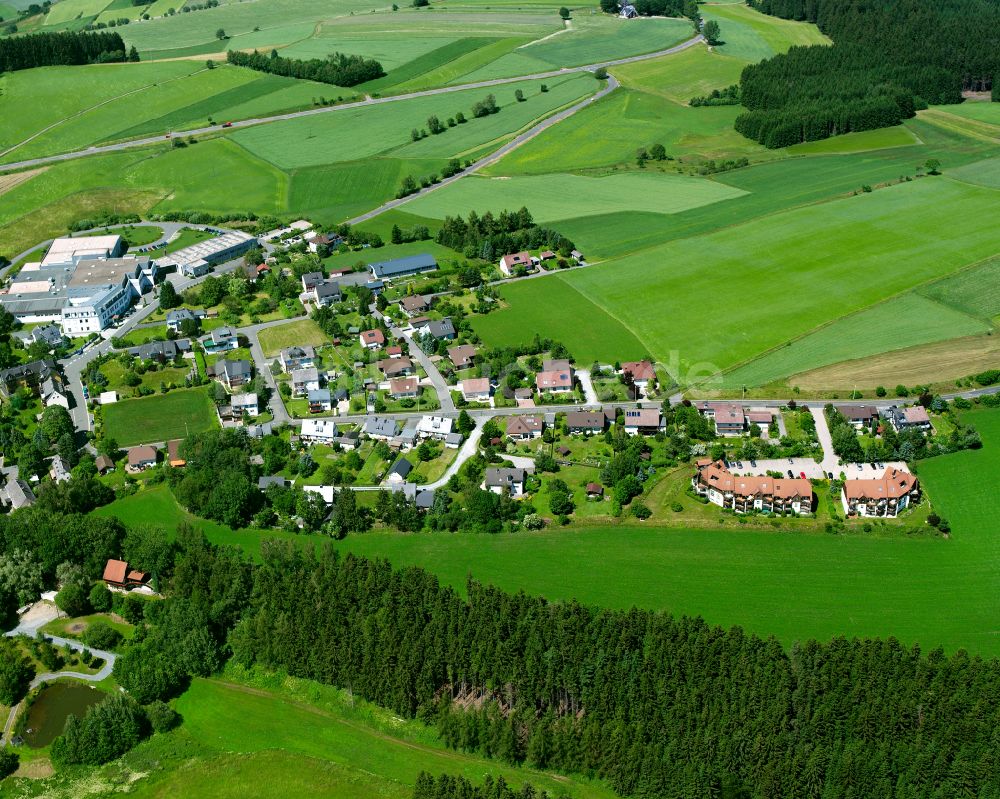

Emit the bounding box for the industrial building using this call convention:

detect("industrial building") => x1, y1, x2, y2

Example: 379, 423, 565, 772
0, 235, 155, 335
157, 231, 258, 277
368, 253, 438, 280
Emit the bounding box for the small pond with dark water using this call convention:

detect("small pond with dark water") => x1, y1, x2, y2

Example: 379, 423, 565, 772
22, 682, 105, 748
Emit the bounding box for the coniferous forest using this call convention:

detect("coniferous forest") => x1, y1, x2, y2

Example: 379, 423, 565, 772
226, 49, 384, 87
0, 31, 127, 72
735, 0, 1000, 146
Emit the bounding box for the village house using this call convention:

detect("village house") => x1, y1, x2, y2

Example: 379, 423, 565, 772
623, 408, 662, 435
308, 388, 332, 413
369, 253, 438, 281
420, 318, 456, 341
291, 366, 321, 396
200, 326, 239, 354
461, 377, 491, 402
499, 252, 532, 277
301, 272, 324, 292
213, 359, 253, 391
40, 375, 70, 409
95, 454, 115, 474
0, 359, 57, 399
363, 416, 400, 440
886, 405, 933, 433
840, 405, 880, 431
692, 460, 813, 515
307, 232, 343, 254
49, 455, 71, 484
279, 346, 316, 373
483, 466, 528, 497
300, 418, 339, 445
127, 338, 191, 363
2, 478, 35, 510
27, 323, 67, 349
385, 345, 403, 359
621, 361, 657, 394
506, 415, 543, 440
102, 559, 149, 590
167, 439, 186, 467
536, 369, 573, 394
566, 410, 606, 435
258, 476, 290, 490
447, 344, 477, 370
359, 328, 386, 350
696, 402, 746, 436
543, 358, 571, 373
399, 295, 430, 317
311, 281, 342, 308
378, 357, 415, 378
389, 377, 420, 399
166, 308, 206, 333
127, 445, 158, 472
385, 458, 413, 486
746, 409, 775, 434
842, 468, 919, 518
417, 415, 453, 441
231, 392, 259, 417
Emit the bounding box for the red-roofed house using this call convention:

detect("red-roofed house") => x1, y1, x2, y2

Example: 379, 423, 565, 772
536, 369, 573, 394
461, 377, 491, 402
102, 558, 149, 589
841, 468, 919, 517
692, 460, 813, 515
621, 361, 656, 391
499, 252, 531, 276
359, 329, 386, 350
389, 377, 419, 398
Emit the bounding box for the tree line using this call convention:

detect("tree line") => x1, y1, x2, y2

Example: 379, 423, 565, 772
435, 207, 575, 262
226, 48, 384, 87
736, 0, 1000, 146
0, 31, 129, 72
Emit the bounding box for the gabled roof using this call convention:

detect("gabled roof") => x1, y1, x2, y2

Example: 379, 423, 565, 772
461, 377, 490, 394
127, 445, 158, 465
103, 559, 128, 583
448, 344, 477, 365
485, 466, 526, 487
369, 253, 438, 278
360, 329, 385, 345
388, 458, 413, 479
506, 415, 543, 436
424, 319, 455, 339
843, 468, 918, 501
623, 408, 660, 428
536, 370, 572, 390
566, 411, 605, 429
622, 360, 655, 381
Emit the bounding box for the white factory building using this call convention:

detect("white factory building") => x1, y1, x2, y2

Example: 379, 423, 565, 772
0, 235, 156, 335
157, 231, 258, 278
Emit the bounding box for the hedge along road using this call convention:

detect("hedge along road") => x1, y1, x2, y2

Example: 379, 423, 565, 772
0, 35, 704, 174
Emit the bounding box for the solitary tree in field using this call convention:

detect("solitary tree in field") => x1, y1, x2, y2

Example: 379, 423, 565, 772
514, 89, 524, 102
703, 20, 720, 44
559, 6, 570, 19
215, 27, 226, 39
594, 67, 608, 80
925, 158, 941, 175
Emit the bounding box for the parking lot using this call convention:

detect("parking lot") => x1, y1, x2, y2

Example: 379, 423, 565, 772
727, 458, 907, 481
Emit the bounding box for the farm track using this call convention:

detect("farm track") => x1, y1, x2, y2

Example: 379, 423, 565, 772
0, 34, 704, 174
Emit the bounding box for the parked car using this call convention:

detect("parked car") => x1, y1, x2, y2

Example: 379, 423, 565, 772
799, 471, 807, 479
787, 470, 794, 478
827, 472, 834, 479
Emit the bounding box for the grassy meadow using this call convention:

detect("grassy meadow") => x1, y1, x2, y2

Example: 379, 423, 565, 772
326, 409, 1000, 657
101, 387, 218, 445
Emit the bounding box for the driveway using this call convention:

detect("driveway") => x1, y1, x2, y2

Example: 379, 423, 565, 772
577, 370, 598, 404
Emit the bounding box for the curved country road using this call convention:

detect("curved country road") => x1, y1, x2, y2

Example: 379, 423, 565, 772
0, 35, 703, 174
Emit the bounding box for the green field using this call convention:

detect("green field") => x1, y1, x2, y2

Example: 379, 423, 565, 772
43, 0, 111, 24
475, 177, 1000, 378
101, 387, 218, 445
702, 1, 830, 62
472, 275, 648, 364
326, 409, 1000, 657
257, 318, 329, 356
786, 125, 920, 154
102, 674, 615, 799
917, 256, 1000, 320
404, 172, 747, 224
719, 293, 990, 389
948, 155, 1000, 189
613, 43, 747, 103
230, 74, 596, 170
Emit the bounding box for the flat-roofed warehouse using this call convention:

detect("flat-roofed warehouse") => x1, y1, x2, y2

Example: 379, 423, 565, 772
368, 253, 438, 280
158, 231, 258, 278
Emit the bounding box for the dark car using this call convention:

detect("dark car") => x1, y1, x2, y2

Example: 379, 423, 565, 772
787, 470, 794, 478
222, 121, 233, 128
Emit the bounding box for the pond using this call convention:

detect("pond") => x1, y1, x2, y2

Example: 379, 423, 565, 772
22, 682, 105, 748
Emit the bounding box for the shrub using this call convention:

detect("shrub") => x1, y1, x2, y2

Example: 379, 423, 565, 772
89, 583, 112, 612
0, 749, 18, 779
631, 503, 652, 519
670, 501, 683, 513
82, 621, 123, 651
55, 583, 90, 618
145, 700, 180, 733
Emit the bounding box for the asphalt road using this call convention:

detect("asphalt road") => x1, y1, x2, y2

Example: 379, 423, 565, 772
0, 35, 704, 175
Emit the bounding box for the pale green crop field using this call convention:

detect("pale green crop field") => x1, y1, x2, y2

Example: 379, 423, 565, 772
230, 73, 595, 169
931, 101, 1000, 124
786, 125, 920, 155
947, 156, 1000, 189
476, 178, 1000, 375
44, 0, 111, 24
281, 34, 462, 70
719, 293, 989, 389
403, 172, 747, 223
454, 15, 693, 81
613, 43, 747, 103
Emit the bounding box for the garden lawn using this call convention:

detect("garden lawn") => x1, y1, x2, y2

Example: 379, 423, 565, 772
478, 177, 1000, 379
473, 276, 647, 364
257, 319, 329, 356
403, 172, 746, 224
330, 409, 1000, 657
101, 388, 218, 445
